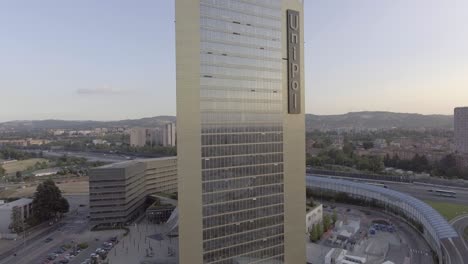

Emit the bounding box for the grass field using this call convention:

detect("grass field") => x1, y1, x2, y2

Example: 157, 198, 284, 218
0, 179, 89, 198
2, 158, 48, 174
0, 188, 17, 199
424, 200, 468, 221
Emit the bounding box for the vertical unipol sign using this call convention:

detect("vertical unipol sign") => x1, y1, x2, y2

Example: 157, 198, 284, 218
287, 10, 301, 114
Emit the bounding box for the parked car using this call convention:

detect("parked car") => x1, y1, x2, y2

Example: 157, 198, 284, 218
45, 237, 53, 243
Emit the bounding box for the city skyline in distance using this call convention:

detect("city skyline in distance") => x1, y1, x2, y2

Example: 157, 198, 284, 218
1, 0, 468, 122
0, 111, 457, 132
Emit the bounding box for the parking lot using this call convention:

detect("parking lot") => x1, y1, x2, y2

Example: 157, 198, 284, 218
36, 229, 124, 264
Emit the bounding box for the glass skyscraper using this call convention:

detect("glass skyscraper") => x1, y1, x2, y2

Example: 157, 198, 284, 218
176, 0, 305, 263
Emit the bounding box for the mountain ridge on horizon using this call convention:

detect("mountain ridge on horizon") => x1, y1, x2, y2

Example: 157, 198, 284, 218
0, 111, 454, 131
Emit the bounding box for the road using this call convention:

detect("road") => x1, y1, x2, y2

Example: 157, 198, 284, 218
387, 182, 468, 205
448, 215, 468, 263
315, 174, 468, 205
310, 174, 468, 263
441, 237, 468, 264
451, 215, 468, 244
0, 195, 89, 264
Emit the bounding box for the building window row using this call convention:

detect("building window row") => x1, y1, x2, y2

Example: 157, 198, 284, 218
203, 163, 283, 181
201, 132, 283, 146
203, 173, 282, 192
203, 235, 284, 263
200, 0, 281, 20
204, 224, 283, 251
202, 143, 282, 157
203, 183, 283, 204
203, 195, 283, 217
203, 204, 283, 229
202, 153, 283, 169
200, 4, 281, 31
203, 214, 283, 240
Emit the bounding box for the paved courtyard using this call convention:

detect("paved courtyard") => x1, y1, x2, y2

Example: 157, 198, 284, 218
107, 219, 178, 264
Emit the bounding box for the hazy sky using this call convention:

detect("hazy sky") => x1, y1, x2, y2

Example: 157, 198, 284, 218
1, 0, 467, 122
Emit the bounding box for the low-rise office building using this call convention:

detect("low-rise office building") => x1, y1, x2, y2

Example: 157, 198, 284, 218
89, 157, 177, 226
306, 204, 323, 233
145, 157, 177, 194
0, 198, 33, 237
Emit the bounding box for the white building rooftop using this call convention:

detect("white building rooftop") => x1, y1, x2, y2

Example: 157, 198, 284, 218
0, 198, 33, 210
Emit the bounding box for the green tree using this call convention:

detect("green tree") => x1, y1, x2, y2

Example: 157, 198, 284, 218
332, 210, 338, 224
16, 171, 22, 181
317, 221, 324, 238
57, 197, 70, 215
0, 165, 5, 177
32, 179, 67, 221
343, 142, 355, 155
9, 206, 24, 233
362, 141, 374, 150
323, 215, 332, 231
309, 224, 318, 242
368, 156, 384, 173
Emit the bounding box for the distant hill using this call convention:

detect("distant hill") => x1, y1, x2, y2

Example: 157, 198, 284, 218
306, 111, 453, 131
0, 112, 453, 132
0, 116, 176, 131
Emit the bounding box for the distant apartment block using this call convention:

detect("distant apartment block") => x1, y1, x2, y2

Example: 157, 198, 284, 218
92, 139, 109, 146
454, 107, 468, 154
89, 157, 177, 226
0, 138, 51, 147
51, 129, 66, 136
129, 127, 160, 147
0, 198, 33, 237
373, 138, 388, 149
161, 123, 176, 147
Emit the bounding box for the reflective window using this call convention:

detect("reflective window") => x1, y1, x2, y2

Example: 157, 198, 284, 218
199, 1, 284, 262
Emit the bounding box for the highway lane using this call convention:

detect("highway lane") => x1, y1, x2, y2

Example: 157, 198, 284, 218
441, 237, 468, 264
451, 215, 468, 250
387, 182, 468, 205
313, 174, 468, 205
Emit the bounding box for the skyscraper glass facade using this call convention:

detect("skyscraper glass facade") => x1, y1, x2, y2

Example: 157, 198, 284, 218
199, 0, 285, 263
